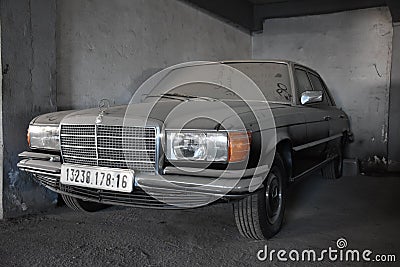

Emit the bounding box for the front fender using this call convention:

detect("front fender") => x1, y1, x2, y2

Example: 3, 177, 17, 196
31, 110, 77, 125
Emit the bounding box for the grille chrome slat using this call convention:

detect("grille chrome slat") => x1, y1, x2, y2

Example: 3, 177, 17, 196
100, 136, 156, 140
60, 124, 157, 172
61, 134, 156, 140
61, 144, 157, 151
63, 155, 155, 164
97, 147, 156, 152
60, 134, 97, 137
61, 145, 96, 150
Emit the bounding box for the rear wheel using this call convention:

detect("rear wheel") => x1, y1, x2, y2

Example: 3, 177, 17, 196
61, 194, 109, 212
233, 154, 287, 240
322, 142, 343, 179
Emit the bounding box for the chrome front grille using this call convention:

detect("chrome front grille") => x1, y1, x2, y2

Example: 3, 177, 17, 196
60, 124, 157, 172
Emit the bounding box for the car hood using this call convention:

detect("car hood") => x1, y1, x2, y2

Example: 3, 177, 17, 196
59, 100, 289, 130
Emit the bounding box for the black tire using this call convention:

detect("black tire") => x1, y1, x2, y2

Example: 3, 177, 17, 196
322, 143, 343, 179
61, 194, 109, 212
233, 154, 287, 240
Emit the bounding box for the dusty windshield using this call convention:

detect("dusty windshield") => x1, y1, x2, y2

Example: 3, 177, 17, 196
226, 62, 292, 102
145, 62, 292, 103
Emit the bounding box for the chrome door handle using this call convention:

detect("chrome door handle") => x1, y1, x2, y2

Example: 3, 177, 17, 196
324, 116, 331, 121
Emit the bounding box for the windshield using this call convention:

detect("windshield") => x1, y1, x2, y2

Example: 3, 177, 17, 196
144, 62, 292, 103
226, 62, 292, 103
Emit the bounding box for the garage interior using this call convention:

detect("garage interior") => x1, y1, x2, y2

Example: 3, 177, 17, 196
0, 0, 399, 265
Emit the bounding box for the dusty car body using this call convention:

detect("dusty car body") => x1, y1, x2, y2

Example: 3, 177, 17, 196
18, 60, 351, 239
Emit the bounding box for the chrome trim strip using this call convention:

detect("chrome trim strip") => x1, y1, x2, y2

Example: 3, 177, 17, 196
163, 165, 270, 178
292, 133, 343, 152
155, 126, 161, 174
290, 155, 337, 181
17, 159, 61, 174
94, 125, 99, 165
59, 124, 65, 164
135, 174, 264, 194
19, 151, 59, 161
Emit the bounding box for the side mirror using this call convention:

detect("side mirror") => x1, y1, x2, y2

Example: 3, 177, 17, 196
301, 91, 323, 105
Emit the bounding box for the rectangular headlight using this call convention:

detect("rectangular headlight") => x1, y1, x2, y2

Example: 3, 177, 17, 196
166, 131, 252, 163
28, 125, 60, 151
166, 131, 228, 162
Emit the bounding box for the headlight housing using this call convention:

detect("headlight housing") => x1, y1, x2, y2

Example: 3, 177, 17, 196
166, 131, 251, 163
27, 125, 60, 151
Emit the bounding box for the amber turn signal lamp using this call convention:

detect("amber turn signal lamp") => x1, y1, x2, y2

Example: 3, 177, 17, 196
27, 128, 30, 147
228, 131, 252, 162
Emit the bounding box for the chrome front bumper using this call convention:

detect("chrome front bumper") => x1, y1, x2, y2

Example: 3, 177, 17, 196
18, 151, 266, 209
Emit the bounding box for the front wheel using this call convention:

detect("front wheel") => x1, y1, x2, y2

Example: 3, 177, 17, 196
233, 154, 287, 240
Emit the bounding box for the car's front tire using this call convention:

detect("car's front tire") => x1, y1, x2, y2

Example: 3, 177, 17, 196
233, 154, 287, 240
61, 194, 109, 212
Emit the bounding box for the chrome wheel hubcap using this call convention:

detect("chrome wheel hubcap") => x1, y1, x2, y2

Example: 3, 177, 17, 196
265, 172, 282, 224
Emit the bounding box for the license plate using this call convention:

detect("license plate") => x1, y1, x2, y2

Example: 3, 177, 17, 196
60, 164, 134, 193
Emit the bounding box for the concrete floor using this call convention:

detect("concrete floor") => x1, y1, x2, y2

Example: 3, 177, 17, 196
0, 174, 399, 266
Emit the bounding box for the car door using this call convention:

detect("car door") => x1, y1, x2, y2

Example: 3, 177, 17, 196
292, 67, 330, 172
308, 71, 345, 143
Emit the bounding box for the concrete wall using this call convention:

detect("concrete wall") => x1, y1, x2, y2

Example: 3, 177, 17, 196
0, 17, 3, 219
0, 0, 250, 218
56, 0, 251, 110
252, 7, 393, 167
0, 0, 58, 217
388, 23, 400, 171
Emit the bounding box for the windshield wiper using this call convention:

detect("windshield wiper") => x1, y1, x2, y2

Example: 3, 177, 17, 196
268, 101, 292, 106
146, 93, 188, 101
148, 93, 218, 102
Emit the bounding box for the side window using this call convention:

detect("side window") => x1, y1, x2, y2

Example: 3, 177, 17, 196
294, 68, 313, 102
309, 73, 332, 106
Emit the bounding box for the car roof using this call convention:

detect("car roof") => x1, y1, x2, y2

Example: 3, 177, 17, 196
220, 60, 318, 74
220, 59, 292, 64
